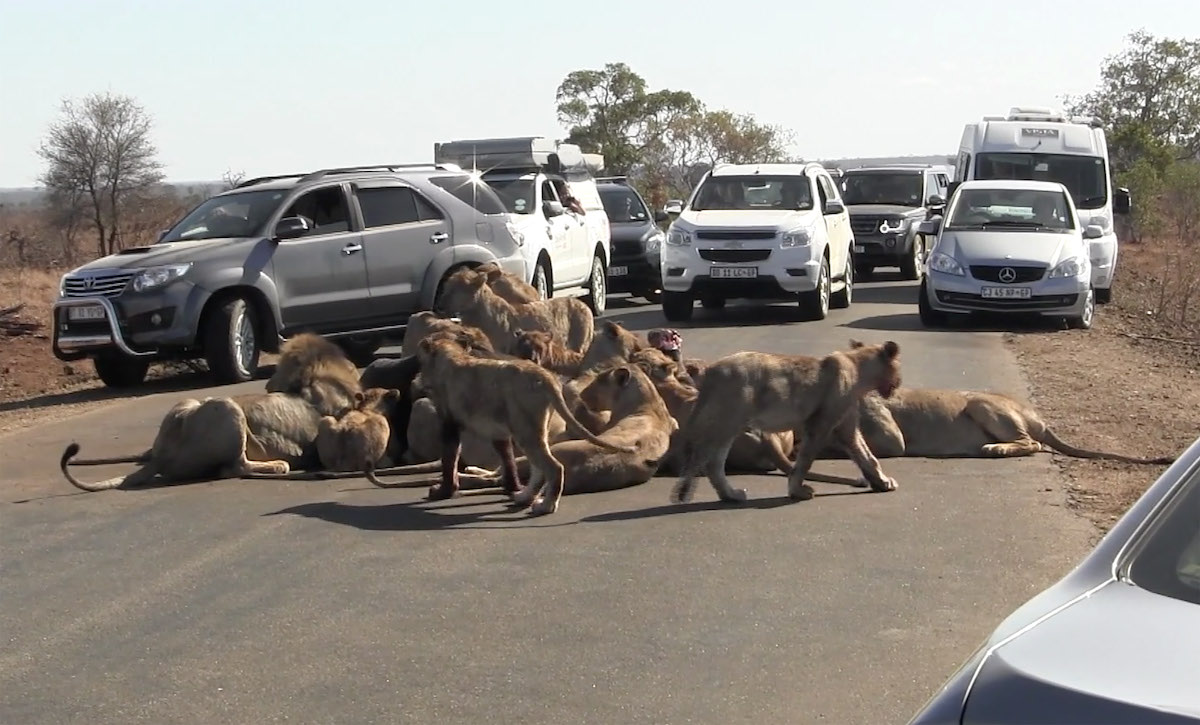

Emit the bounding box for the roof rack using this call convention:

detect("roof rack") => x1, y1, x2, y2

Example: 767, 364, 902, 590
297, 163, 463, 184
594, 175, 629, 184
235, 173, 309, 188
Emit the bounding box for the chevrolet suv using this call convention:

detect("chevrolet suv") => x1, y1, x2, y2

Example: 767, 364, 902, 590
839, 163, 950, 280
659, 162, 855, 322
51, 163, 525, 388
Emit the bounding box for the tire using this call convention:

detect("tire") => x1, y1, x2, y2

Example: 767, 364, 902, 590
203, 296, 261, 384
1066, 288, 1096, 330
798, 256, 831, 321
917, 279, 948, 327
532, 259, 551, 301
641, 288, 662, 303
831, 255, 853, 309
92, 351, 150, 389
662, 291, 694, 322
900, 234, 924, 280
1095, 286, 1112, 304
337, 336, 382, 367
700, 296, 726, 310
583, 253, 606, 316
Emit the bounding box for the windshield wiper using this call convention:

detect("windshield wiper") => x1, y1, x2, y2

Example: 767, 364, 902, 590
980, 220, 1043, 228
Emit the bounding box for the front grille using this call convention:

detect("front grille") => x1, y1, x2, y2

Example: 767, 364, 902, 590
850, 217, 885, 235
936, 291, 1078, 310
62, 270, 134, 298
611, 239, 644, 257
699, 249, 771, 263
695, 230, 777, 241
969, 265, 1045, 283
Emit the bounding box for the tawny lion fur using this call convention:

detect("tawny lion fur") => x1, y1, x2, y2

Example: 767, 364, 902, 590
265, 332, 362, 418
316, 388, 404, 484
474, 261, 541, 304
671, 339, 903, 505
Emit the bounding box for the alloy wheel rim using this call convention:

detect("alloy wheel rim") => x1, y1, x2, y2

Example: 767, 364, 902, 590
234, 310, 255, 374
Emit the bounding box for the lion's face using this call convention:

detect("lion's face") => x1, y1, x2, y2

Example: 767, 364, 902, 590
580, 365, 650, 411
436, 268, 486, 315
355, 387, 403, 416
848, 339, 902, 398
513, 330, 554, 364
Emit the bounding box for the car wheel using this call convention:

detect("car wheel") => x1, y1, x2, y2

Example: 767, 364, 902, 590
917, 279, 948, 327
662, 291, 694, 322
337, 335, 382, 367
641, 288, 663, 303
1095, 286, 1112, 304
798, 256, 831, 321
533, 260, 550, 301
1067, 288, 1095, 330
900, 235, 924, 280
583, 253, 606, 316
831, 255, 853, 309
203, 296, 261, 384
701, 296, 726, 310
92, 351, 150, 389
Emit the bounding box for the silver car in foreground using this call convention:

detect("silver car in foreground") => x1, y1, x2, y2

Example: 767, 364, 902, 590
908, 434, 1200, 724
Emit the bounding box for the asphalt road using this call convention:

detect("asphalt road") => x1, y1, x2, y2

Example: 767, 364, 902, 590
0, 276, 1095, 724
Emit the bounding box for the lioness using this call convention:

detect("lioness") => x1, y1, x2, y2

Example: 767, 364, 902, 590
316, 388, 403, 484
414, 335, 636, 514
436, 266, 594, 354
817, 388, 1177, 465
474, 261, 541, 304
671, 339, 903, 505
400, 311, 492, 358
513, 329, 585, 377
265, 332, 362, 418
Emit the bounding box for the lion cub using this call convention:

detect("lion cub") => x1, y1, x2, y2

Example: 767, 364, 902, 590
316, 387, 403, 485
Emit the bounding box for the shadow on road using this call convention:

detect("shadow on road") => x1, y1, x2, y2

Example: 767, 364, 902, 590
579, 488, 874, 523
608, 302, 807, 332
842, 311, 1070, 334
853, 281, 920, 305
265, 498, 577, 531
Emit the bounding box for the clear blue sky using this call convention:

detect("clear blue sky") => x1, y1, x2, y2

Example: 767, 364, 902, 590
2, 0, 1199, 187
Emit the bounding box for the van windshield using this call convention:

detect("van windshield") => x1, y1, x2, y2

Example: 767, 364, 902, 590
160, 189, 287, 242
975, 153, 1108, 210
841, 172, 924, 206
482, 177, 535, 214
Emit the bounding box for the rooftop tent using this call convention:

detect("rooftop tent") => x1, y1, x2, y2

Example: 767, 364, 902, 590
433, 136, 604, 179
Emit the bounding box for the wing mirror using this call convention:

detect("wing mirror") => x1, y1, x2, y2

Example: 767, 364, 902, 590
1083, 224, 1105, 239
916, 219, 941, 236
926, 194, 945, 209
273, 216, 312, 241
823, 198, 845, 215
543, 200, 565, 218
1113, 187, 1132, 215
664, 200, 684, 216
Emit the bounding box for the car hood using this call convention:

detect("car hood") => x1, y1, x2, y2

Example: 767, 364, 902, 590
845, 203, 923, 217
68, 237, 259, 273
609, 221, 659, 243
963, 582, 1200, 724
677, 209, 810, 230
936, 230, 1079, 267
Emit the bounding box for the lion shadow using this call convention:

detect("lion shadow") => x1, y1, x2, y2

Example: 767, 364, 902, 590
578, 486, 875, 523
264, 497, 578, 531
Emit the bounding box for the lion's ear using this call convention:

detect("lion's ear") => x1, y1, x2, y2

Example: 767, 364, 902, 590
882, 340, 900, 359
614, 366, 631, 386
603, 320, 621, 338
354, 391, 366, 403
418, 338, 434, 354
848, 338, 865, 349
484, 267, 503, 281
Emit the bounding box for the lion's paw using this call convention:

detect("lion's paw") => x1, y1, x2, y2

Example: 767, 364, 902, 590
719, 488, 749, 503
788, 483, 815, 501
852, 477, 871, 488
426, 484, 457, 501
530, 496, 558, 516
670, 481, 695, 504
872, 476, 898, 493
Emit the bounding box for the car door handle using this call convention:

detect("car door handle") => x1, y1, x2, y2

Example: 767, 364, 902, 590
341, 243, 363, 255
430, 232, 448, 244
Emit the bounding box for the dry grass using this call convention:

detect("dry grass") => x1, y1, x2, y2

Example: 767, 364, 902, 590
1, 266, 63, 319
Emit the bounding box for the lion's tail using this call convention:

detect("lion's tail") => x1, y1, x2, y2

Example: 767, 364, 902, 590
1039, 428, 1176, 465
547, 381, 636, 454
59, 442, 149, 492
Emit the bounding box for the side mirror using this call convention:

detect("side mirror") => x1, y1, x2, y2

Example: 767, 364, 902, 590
823, 198, 845, 215
273, 216, 312, 241
1113, 187, 1132, 215
664, 201, 683, 216
543, 200, 565, 218
1083, 224, 1105, 239
916, 219, 941, 236
654, 209, 669, 223
926, 194, 945, 208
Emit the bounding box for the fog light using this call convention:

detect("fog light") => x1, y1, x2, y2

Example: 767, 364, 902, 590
885, 237, 897, 249
150, 313, 163, 326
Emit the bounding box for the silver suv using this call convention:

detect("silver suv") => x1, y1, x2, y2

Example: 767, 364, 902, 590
51, 163, 525, 388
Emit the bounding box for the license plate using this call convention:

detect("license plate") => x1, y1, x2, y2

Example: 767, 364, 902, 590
67, 305, 106, 321
853, 245, 865, 253
710, 266, 757, 279
981, 286, 1032, 299
609, 265, 628, 276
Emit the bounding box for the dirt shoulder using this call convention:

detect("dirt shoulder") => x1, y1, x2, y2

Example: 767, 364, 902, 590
1006, 242, 1200, 533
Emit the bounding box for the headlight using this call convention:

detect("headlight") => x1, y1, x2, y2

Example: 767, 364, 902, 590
506, 221, 525, 246
644, 231, 664, 254
780, 227, 812, 248
58, 274, 68, 296
928, 252, 964, 276
1048, 256, 1087, 278
666, 228, 692, 246
879, 218, 908, 234
131, 263, 192, 292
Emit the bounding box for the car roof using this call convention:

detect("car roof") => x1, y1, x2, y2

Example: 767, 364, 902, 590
216, 164, 469, 196
710, 162, 815, 177
845, 166, 927, 174
958, 179, 1069, 193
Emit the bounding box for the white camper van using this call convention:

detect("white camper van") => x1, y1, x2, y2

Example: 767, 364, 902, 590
951, 107, 1132, 303
433, 137, 612, 314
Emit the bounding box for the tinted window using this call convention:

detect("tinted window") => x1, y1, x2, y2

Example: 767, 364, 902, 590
691, 176, 813, 211
428, 175, 507, 215
1128, 467, 1200, 607
975, 152, 1108, 210
484, 178, 535, 214
841, 172, 924, 206
280, 186, 351, 236
599, 186, 650, 223
356, 187, 422, 228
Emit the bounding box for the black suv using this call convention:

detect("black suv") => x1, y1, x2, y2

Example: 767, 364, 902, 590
596, 177, 668, 302
840, 164, 950, 280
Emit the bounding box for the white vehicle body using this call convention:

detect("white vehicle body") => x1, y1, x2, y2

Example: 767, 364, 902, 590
918, 179, 1099, 330
953, 107, 1132, 303
659, 162, 854, 322
433, 137, 612, 310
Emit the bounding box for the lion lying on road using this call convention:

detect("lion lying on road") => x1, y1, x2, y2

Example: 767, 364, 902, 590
265, 332, 361, 418
671, 339, 903, 505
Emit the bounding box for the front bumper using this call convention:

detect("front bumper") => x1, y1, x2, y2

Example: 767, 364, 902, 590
853, 232, 913, 263
51, 282, 206, 361
660, 246, 821, 298
924, 270, 1091, 316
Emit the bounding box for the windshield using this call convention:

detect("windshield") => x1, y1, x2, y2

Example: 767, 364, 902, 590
1128, 465, 1200, 607
975, 153, 1108, 210
161, 190, 286, 242
599, 186, 650, 223
482, 177, 535, 214
841, 172, 924, 206
945, 187, 1075, 231
691, 176, 813, 212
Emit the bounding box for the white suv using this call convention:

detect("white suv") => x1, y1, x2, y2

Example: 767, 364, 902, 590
659, 162, 855, 322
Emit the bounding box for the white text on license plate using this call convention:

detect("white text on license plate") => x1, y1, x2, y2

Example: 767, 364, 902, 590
981, 286, 1032, 299
67, 305, 106, 321
710, 266, 757, 279
853, 245, 865, 253
609, 265, 628, 276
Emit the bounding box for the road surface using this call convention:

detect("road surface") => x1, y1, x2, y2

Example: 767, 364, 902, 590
0, 277, 1095, 724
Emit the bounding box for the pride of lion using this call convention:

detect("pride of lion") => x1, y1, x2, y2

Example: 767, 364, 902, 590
59, 262, 1177, 515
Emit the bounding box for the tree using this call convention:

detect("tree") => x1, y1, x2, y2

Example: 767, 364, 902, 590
37, 92, 165, 257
